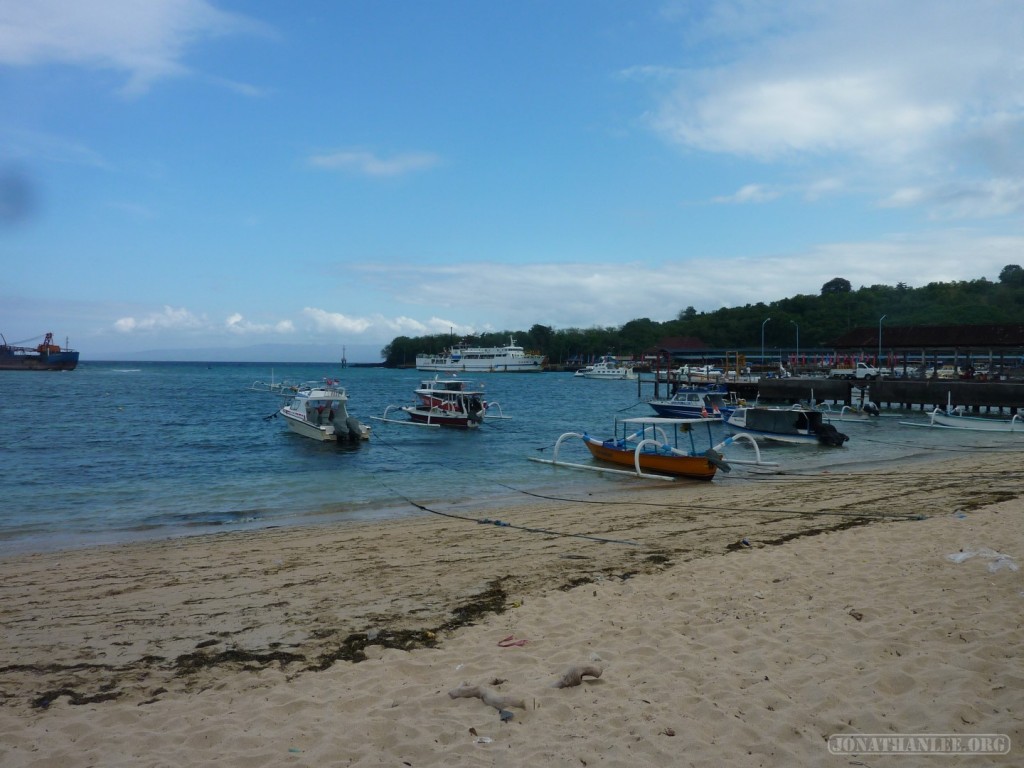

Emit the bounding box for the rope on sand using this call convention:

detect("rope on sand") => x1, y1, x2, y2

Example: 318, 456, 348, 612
493, 482, 926, 522
376, 480, 640, 547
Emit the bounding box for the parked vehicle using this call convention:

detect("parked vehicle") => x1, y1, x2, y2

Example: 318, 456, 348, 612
828, 362, 879, 380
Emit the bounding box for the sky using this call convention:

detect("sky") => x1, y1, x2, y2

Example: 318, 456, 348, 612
2, 0, 1024, 362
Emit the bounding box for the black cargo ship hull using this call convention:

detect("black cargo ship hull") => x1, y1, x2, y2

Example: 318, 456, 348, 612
0, 348, 79, 371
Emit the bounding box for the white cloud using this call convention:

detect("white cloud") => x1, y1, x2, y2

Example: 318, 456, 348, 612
302, 308, 373, 334
655, 73, 954, 161
712, 183, 781, 204
300, 308, 473, 339
0, 0, 266, 95
351, 233, 1022, 329
640, 1, 1024, 218
98, 227, 1023, 352
308, 150, 441, 178
113, 305, 205, 333
225, 313, 294, 334
881, 179, 1024, 219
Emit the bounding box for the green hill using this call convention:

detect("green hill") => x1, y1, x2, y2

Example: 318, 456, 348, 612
381, 266, 1024, 366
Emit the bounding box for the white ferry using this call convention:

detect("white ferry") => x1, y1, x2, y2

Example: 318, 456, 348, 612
415, 336, 545, 373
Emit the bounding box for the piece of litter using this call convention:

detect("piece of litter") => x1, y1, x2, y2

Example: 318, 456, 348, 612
946, 548, 1019, 572
499, 709, 514, 722
474, 736, 493, 745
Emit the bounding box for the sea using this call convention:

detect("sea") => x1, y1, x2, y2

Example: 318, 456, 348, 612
0, 362, 1014, 555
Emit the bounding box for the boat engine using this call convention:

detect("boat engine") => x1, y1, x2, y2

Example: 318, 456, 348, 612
814, 423, 849, 447
337, 416, 364, 443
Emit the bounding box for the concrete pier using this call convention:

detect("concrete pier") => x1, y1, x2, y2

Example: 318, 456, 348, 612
755, 378, 1024, 414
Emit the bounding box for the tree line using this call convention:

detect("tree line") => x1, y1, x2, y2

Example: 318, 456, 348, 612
380, 265, 1024, 366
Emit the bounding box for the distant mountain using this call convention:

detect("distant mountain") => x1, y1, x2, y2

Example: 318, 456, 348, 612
86, 342, 384, 364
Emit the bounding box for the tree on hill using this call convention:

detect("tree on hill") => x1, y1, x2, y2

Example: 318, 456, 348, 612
821, 277, 852, 295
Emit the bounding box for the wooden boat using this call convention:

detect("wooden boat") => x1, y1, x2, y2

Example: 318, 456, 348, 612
529, 416, 778, 481
725, 405, 848, 446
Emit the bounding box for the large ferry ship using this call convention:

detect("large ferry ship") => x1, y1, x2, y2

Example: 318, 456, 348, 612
415, 336, 545, 373
0, 332, 79, 371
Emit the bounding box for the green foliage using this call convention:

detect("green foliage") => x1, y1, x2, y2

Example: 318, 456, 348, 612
1000, 264, 1024, 285
379, 267, 1024, 365
821, 277, 852, 295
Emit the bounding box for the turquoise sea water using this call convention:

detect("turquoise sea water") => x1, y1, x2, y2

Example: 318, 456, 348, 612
0, 362, 1015, 554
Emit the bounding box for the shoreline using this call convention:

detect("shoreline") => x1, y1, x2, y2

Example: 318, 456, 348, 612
0, 430, 961, 559
1, 452, 1021, 766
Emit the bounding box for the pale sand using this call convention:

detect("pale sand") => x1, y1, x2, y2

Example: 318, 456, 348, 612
1, 455, 1021, 767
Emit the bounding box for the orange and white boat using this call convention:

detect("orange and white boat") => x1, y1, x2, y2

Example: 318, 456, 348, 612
530, 416, 776, 481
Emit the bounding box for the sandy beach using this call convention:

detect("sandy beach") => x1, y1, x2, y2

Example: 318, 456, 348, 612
1, 455, 1021, 767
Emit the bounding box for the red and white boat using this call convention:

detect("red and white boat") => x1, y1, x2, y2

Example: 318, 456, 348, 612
373, 376, 506, 429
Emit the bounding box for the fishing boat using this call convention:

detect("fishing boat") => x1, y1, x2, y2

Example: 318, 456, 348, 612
910, 407, 1023, 433
574, 355, 636, 380
278, 384, 371, 442
529, 416, 777, 481
0, 332, 79, 371
373, 375, 508, 429
247, 369, 302, 394
415, 336, 545, 373
725, 405, 849, 446
648, 384, 737, 420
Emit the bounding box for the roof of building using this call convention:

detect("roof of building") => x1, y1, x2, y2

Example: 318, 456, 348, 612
833, 323, 1024, 350
649, 336, 710, 355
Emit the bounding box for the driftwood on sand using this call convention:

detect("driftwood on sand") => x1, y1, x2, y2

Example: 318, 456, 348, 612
448, 662, 604, 716
553, 664, 603, 688
447, 683, 526, 711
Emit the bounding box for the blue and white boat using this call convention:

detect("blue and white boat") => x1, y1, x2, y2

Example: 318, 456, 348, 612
648, 385, 736, 420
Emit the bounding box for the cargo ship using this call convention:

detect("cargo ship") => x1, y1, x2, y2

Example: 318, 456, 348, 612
0, 332, 79, 371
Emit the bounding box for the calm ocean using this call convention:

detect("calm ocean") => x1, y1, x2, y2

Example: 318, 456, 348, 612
0, 363, 1007, 554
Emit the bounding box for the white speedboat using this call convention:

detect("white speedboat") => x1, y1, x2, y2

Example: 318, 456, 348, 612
415, 336, 545, 373
278, 385, 371, 442
574, 355, 636, 380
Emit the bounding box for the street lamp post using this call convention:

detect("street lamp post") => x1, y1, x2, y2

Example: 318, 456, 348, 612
878, 314, 887, 368
790, 320, 799, 371
761, 317, 771, 371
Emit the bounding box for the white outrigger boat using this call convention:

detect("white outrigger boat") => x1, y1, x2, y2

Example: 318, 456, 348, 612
278, 384, 371, 442
899, 393, 1023, 433
910, 407, 1023, 433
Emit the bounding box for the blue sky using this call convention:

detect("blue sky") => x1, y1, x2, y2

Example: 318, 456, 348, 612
2, 0, 1023, 361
